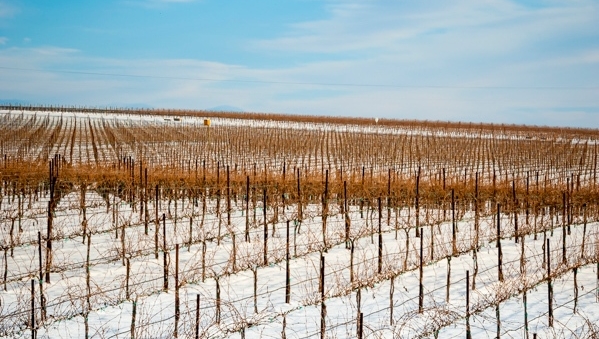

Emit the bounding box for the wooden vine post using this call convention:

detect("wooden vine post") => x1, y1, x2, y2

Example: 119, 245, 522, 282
415, 167, 420, 237
378, 197, 383, 274
466, 270, 471, 339
174, 244, 180, 338
285, 220, 291, 304
37, 232, 46, 321
497, 203, 504, 282
46, 158, 57, 284
451, 189, 457, 255
263, 188, 268, 265
320, 254, 326, 339
31, 279, 36, 339
297, 168, 303, 224
163, 213, 168, 291
547, 239, 553, 327
155, 185, 159, 259
245, 176, 250, 242
562, 192, 567, 264
323, 169, 329, 251
344, 181, 350, 249
418, 213, 424, 313
195, 294, 201, 339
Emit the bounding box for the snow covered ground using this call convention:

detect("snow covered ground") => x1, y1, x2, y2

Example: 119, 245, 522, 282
1, 108, 597, 338
1, 188, 597, 338
4, 109, 597, 143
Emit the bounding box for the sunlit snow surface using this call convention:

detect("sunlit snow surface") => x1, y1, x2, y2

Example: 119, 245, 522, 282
0, 109, 597, 338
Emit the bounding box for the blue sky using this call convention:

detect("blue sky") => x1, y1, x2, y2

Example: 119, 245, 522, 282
0, 0, 598, 127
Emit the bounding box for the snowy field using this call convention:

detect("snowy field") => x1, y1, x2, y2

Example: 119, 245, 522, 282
0, 188, 597, 338
0, 108, 598, 338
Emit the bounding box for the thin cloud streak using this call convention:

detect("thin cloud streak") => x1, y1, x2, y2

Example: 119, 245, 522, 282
0, 42, 597, 127
0, 0, 597, 128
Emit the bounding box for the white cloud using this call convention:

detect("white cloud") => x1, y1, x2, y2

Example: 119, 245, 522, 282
0, 46, 80, 69
0, 37, 7, 45
254, 0, 598, 59
0, 0, 597, 128
123, 0, 196, 9
246, 0, 599, 127
1, 42, 597, 127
